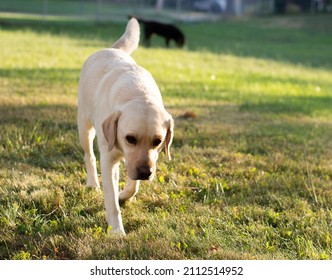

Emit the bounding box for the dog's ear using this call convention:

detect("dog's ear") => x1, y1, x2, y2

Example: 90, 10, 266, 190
102, 111, 121, 151
165, 118, 174, 160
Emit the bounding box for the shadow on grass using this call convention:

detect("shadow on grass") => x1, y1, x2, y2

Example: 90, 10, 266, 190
0, 16, 123, 47
0, 103, 85, 172
0, 67, 80, 83
166, 84, 332, 117
171, 100, 332, 155
1, 92, 331, 173
1, 14, 332, 70
239, 95, 332, 116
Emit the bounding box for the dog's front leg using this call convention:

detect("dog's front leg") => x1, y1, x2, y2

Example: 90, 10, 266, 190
100, 152, 125, 235
119, 178, 140, 202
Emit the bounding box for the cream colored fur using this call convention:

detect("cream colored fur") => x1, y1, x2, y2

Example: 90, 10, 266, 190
77, 18, 174, 234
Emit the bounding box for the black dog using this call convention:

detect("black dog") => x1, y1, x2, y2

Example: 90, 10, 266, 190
132, 17, 185, 48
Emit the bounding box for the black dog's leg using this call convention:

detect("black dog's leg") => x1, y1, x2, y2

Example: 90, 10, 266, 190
144, 30, 152, 47
165, 38, 170, 48
142, 23, 154, 47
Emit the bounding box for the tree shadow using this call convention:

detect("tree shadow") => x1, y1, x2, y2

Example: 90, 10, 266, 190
170, 98, 332, 157
181, 15, 332, 70
1, 14, 332, 70
0, 103, 85, 172
239, 95, 332, 116
0, 16, 123, 47
0, 67, 80, 83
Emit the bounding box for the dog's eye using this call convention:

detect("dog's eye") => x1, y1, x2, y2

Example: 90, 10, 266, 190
152, 138, 162, 147
126, 135, 137, 145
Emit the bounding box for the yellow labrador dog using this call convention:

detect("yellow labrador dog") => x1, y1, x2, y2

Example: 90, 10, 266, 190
77, 18, 174, 235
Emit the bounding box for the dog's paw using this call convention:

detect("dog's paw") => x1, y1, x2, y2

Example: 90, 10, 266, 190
119, 189, 137, 201
107, 225, 126, 236
86, 176, 100, 188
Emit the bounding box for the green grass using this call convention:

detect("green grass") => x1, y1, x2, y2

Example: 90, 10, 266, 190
0, 13, 332, 260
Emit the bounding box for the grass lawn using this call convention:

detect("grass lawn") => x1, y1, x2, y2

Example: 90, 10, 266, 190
0, 12, 332, 260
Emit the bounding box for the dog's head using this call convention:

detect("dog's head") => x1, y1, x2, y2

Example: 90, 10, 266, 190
102, 105, 174, 181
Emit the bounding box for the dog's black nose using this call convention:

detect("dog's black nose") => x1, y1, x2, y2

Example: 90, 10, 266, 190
137, 166, 152, 180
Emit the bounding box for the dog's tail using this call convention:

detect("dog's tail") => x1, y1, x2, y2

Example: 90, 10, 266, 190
112, 18, 140, 55
128, 15, 146, 24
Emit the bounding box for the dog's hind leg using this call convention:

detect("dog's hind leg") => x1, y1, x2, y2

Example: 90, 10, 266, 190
165, 38, 170, 48
144, 29, 152, 47
78, 117, 100, 189
119, 178, 140, 202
